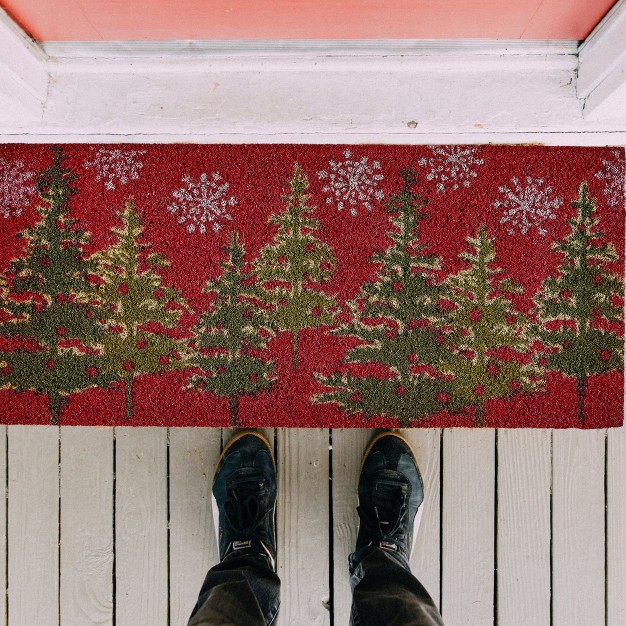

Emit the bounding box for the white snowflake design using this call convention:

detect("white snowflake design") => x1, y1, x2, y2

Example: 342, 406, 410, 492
167, 172, 236, 234
317, 149, 384, 216
84, 148, 147, 190
494, 176, 563, 236
0, 157, 36, 218
595, 150, 625, 208
417, 146, 485, 194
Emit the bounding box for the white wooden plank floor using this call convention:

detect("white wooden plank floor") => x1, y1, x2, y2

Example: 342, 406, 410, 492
2, 424, 625, 626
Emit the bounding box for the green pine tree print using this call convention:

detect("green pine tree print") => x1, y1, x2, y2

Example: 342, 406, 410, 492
535, 182, 624, 423
314, 170, 454, 427
256, 164, 338, 369
443, 226, 544, 426
189, 232, 275, 426
0, 148, 112, 424
91, 197, 190, 419
0, 274, 15, 318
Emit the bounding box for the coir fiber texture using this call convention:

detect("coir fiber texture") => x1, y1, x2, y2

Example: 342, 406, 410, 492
0, 145, 623, 428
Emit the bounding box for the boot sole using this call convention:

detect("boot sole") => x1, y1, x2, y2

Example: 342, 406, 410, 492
213, 429, 276, 483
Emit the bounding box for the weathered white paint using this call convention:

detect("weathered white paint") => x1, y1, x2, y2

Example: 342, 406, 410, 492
584, 81, 626, 121
60, 427, 113, 626
276, 429, 330, 626
331, 429, 371, 625
37, 44, 578, 138
497, 430, 551, 626
7, 426, 59, 626
0, 427, 6, 625
441, 429, 495, 626
1, 423, 626, 625
0, 37, 623, 142
169, 428, 222, 626
43, 39, 582, 59
552, 429, 606, 626
403, 428, 442, 610
607, 426, 626, 626
115, 427, 168, 626
0, 9, 47, 122
578, 0, 626, 119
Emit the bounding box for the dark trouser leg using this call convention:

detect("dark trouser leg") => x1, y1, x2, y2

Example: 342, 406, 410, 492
188, 554, 281, 626
349, 546, 444, 626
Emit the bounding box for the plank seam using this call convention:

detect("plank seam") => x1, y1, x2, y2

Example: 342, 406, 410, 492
604, 429, 608, 626
328, 429, 334, 626
166, 428, 171, 626
112, 427, 117, 626
273, 429, 279, 574
549, 429, 554, 626
494, 429, 499, 626
4, 427, 7, 626
439, 428, 445, 615
57, 427, 61, 626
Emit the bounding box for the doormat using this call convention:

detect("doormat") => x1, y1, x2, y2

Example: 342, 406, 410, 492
0, 145, 623, 428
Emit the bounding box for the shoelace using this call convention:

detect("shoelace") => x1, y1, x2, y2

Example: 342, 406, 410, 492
223, 475, 272, 544
358, 477, 409, 552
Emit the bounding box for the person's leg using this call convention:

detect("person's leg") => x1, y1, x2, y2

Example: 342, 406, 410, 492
349, 431, 444, 626
188, 431, 280, 626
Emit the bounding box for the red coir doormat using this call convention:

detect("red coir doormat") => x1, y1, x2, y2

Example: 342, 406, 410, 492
0, 145, 623, 428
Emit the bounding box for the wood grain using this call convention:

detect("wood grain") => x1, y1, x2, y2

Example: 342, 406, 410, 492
60, 427, 113, 626
607, 425, 626, 626
276, 429, 330, 626
330, 429, 372, 626
497, 429, 551, 626
115, 427, 168, 626
8, 425, 59, 626
2, 416, 624, 626
169, 427, 222, 626
441, 428, 496, 626
552, 429, 605, 626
